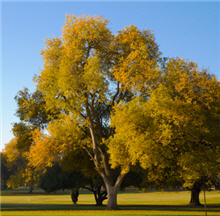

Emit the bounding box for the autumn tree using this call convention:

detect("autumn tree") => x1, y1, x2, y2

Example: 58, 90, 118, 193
163, 58, 220, 206
3, 138, 27, 189
110, 58, 220, 206
10, 88, 58, 192
62, 150, 108, 206
28, 125, 107, 205
39, 163, 83, 204
32, 14, 161, 209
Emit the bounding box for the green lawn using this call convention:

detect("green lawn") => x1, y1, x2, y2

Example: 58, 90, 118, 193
1, 190, 220, 216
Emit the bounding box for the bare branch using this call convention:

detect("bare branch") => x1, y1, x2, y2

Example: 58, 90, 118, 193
79, 112, 86, 119
111, 81, 120, 106
115, 172, 128, 189
82, 186, 94, 192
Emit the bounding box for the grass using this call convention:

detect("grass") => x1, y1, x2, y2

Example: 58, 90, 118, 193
1, 190, 220, 216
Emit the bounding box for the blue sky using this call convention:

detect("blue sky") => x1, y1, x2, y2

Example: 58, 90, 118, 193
1, 1, 219, 150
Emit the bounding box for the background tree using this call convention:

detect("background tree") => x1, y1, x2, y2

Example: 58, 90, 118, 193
109, 58, 220, 206
29, 128, 108, 206
39, 163, 85, 205
120, 165, 145, 190
3, 138, 27, 189
162, 58, 220, 206
0, 152, 10, 190
62, 150, 107, 206
9, 88, 58, 192
33, 14, 161, 209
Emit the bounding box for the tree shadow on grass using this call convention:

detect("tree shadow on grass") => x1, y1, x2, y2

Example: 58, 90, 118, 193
120, 204, 220, 212
2, 203, 220, 212
1, 204, 104, 211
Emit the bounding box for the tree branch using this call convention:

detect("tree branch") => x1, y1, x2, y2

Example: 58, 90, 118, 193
82, 145, 100, 169
111, 81, 120, 106
85, 98, 100, 169
79, 112, 86, 119
115, 172, 127, 189
98, 146, 111, 177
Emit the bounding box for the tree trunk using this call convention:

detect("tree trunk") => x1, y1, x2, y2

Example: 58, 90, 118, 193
102, 172, 126, 210
93, 186, 107, 206
203, 190, 207, 216
29, 185, 33, 194
106, 184, 118, 210
29, 168, 34, 194
94, 192, 107, 206
70, 188, 79, 205
87, 111, 127, 209
189, 181, 202, 207
99, 170, 127, 210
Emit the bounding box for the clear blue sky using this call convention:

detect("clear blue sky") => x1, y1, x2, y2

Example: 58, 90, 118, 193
1, 1, 219, 150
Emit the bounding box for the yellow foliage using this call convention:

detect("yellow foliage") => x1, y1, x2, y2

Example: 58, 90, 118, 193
109, 59, 220, 183
7, 171, 24, 189
28, 129, 59, 171
33, 14, 219, 188
112, 25, 160, 93
28, 114, 91, 172
4, 138, 20, 163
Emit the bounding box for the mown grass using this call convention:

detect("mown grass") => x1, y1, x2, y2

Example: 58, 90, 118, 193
1, 190, 220, 216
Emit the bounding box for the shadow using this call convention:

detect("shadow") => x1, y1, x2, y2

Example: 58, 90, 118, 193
1, 203, 105, 211
0, 191, 72, 196
1, 203, 220, 212
119, 204, 220, 212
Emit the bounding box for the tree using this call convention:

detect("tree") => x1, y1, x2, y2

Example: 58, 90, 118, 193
0, 153, 10, 190
39, 156, 107, 206
61, 148, 108, 206
120, 164, 145, 190
109, 58, 220, 206
29, 128, 108, 206
3, 138, 27, 189
162, 58, 220, 206
39, 163, 84, 205
85, 177, 107, 206
33, 14, 161, 209
10, 88, 58, 192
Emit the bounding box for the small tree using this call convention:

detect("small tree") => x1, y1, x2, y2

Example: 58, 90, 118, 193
3, 138, 27, 189
39, 163, 85, 205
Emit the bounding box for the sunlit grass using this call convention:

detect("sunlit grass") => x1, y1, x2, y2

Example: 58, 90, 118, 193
1, 190, 220, 216
2, 210, 220, 216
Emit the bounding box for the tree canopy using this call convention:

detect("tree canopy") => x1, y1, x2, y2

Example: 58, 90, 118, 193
110, 58, 220, 205
29, 14, 163, 209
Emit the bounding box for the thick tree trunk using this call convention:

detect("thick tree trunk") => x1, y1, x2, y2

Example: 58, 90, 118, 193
103, 173, 126, 210
105, 184, 118, 210
189, 181, 202, 207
